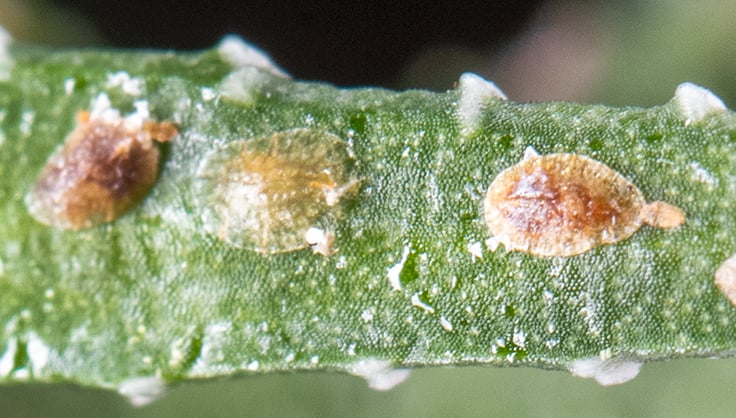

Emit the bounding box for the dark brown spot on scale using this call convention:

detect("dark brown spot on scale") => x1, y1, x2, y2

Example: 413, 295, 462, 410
26, 110, 177, 229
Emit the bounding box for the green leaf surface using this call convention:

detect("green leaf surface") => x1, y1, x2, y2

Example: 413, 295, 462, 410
2, 39, 736, 401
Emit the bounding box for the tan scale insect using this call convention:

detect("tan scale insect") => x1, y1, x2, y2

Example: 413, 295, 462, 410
196, 128, 357, 255
715, 254, 736, 307
483, 151, 685, 257
26, 110, 177, 229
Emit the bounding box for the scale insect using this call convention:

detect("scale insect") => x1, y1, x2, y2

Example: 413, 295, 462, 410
195, 128, 357, 255
26, 109, 177, 230
483, 150, 685, 257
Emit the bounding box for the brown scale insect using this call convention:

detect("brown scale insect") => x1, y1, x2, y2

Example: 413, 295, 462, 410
26, 110, 177, 229
484, 151, 685, 257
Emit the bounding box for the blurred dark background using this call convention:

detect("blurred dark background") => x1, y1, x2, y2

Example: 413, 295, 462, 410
48, 0, 543, 88
3, 0, 735, 105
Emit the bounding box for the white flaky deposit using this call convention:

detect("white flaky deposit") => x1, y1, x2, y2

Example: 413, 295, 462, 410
0, 25, 13, 81
568, 354, 642, 386
349, 358, 411, 391
457, 72, 507, 135
118, 376, 167, 407
105, 71, 144, 96
675, 82, 727, 125
387, 246, 410, 291
218, 35, 289, 78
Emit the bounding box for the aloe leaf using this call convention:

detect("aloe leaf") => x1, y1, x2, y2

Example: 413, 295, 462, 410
2, 32, 736, 405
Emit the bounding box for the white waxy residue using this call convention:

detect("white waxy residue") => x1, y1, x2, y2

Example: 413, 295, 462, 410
361, 309, 374, 322
467, 242, 483, 260
484, 237, 500, 252
305, 227, 334, 256
349, 358, 411, 391
201, 87, 217, 102
410, 293, 435, 314
0, 333, 50, 378
439, 316, 453, 332
675, 82, 727, 125
106, 71, 144, 96
0, 337, 16, 376
568, 354, 642, 386
118, 376, 167, 407
26, 332, 50, 373
387, 246, 410, 291
64, 78, 75, 95
457, 72, 507, 135
217, 35, 289, 78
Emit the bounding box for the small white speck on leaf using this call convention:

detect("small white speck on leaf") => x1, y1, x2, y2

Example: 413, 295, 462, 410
217, 35, 289, 78
675, 82, 727, 125
201, 87, 217, 102
105, 71, 144, 96
439, 316, 453, 332
305, 227, 334, 256
512, 331, 526, 349
118, 377, 167, 407
689, 161, 717, 188
568, 355, 642, 386
457, 72, 507, 135
484, 237, 500, 252
349, 358, 411, 391
64, 78, 75, 95
361, 309, 374, 322
467, 242, 483, 260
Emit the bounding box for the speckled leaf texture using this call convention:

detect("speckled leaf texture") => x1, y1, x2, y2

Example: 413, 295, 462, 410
2, 37, 736, 403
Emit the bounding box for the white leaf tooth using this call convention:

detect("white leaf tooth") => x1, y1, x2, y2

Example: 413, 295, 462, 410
674, 82, 727, 125
218, 67, 272, 105
217, 35, 289, 78
568, 355, 642, 386
457, 72, 507, 135
349, 358, 411, 391
118, 376, 167, 407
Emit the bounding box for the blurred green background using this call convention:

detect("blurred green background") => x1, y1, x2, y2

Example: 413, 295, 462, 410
1, 0, 735, 416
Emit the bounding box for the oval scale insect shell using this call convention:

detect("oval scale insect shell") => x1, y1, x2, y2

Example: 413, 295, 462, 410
196, 128, 356, 255
484, 153, 650, 257
26, 111, 177, 230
